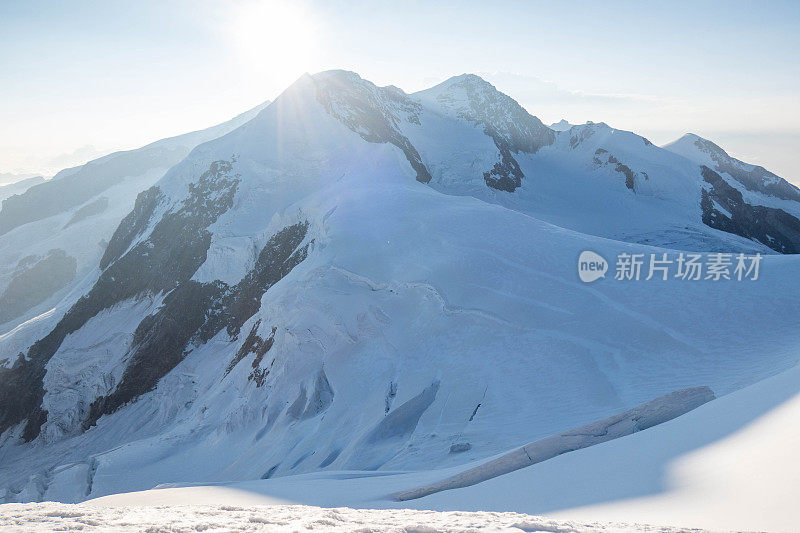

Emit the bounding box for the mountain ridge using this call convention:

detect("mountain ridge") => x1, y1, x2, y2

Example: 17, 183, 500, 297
1, 70, 798, 504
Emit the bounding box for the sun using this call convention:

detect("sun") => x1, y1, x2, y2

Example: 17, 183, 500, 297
228, 0, 318, 86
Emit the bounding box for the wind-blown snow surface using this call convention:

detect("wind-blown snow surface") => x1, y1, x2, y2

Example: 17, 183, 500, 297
0, 504, 690, 533
17, 357, 791, 532
1, 71, 799, 530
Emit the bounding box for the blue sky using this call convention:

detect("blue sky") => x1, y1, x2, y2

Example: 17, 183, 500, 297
2, 0, 799, 182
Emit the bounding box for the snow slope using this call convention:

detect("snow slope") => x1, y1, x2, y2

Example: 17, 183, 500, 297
70, 359, 800, 532
0, 71, 798, 527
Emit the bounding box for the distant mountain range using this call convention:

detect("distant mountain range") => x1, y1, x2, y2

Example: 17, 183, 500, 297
0, 176, 46, 204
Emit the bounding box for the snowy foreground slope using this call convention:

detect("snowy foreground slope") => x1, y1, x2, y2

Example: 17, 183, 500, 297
0, 71, 799, 529
3, 357, 787, 532
5, 361, 797, 531
0, 505, 691, 533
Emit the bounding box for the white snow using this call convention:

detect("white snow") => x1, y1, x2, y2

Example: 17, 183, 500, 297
0, 503, 691, 532
2, 71, 799, 532
34, 359, 793, 532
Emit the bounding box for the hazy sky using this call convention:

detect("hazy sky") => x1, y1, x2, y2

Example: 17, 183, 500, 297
2, 0, 799, 183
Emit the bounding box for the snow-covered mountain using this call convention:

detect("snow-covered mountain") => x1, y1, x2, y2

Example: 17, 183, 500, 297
0, 101, 269, 332
1, 71, 798, 506
664, 133, 800, 253
0, 173, 44, 186
549, 119, 575, 131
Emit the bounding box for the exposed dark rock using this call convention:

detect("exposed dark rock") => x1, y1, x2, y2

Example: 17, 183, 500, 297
483, 148, 524, 192
440, 74, 554, 156
384, 381, 397, 413
249, 355, 274, 388
84, 281, 227, 427
570, 127, 595, 149
261, 464, 280, 479
99, 187, 163, 269
449, 442, 471, 453
594, 151, 638, 191
0, 354, 46, 443
226, 320, 278, 387
63, 197, 109, 229
0, 250, 77, 325
692, 137, 800, 202
314, 71, 432, 183
202, 222, 310, 340
437, 75, 554, 192
620, 164, 636, 191
86, 221, 310, 428
226, 320, 274, 373
700, 166, 800, 253
468, 402, 481, 422
0, 160, 239, 440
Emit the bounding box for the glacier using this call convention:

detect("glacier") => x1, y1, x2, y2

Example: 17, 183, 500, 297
0, 71, 798, 531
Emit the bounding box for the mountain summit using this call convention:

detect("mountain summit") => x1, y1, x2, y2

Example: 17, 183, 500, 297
1, 70, 799, 504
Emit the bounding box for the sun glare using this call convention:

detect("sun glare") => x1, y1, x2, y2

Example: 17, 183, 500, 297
228, 0, 317, 87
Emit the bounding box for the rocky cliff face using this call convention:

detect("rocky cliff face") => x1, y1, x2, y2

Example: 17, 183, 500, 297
419, 74, 554, 191
0, 101, 271, 333
663, 133, 800, 253
700, 166, 800, 253
684, 134, 800, 202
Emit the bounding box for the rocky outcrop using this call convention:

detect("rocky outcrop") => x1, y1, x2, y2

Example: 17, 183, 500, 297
691, 136, 800, 202
433, 74, 554, 192
0, 160, 240, 440
314, 71, 432, 184
594, 149, 644, 191
85, 221, 310, 428
700, 166, 800, 253
99, 186, 163, 269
